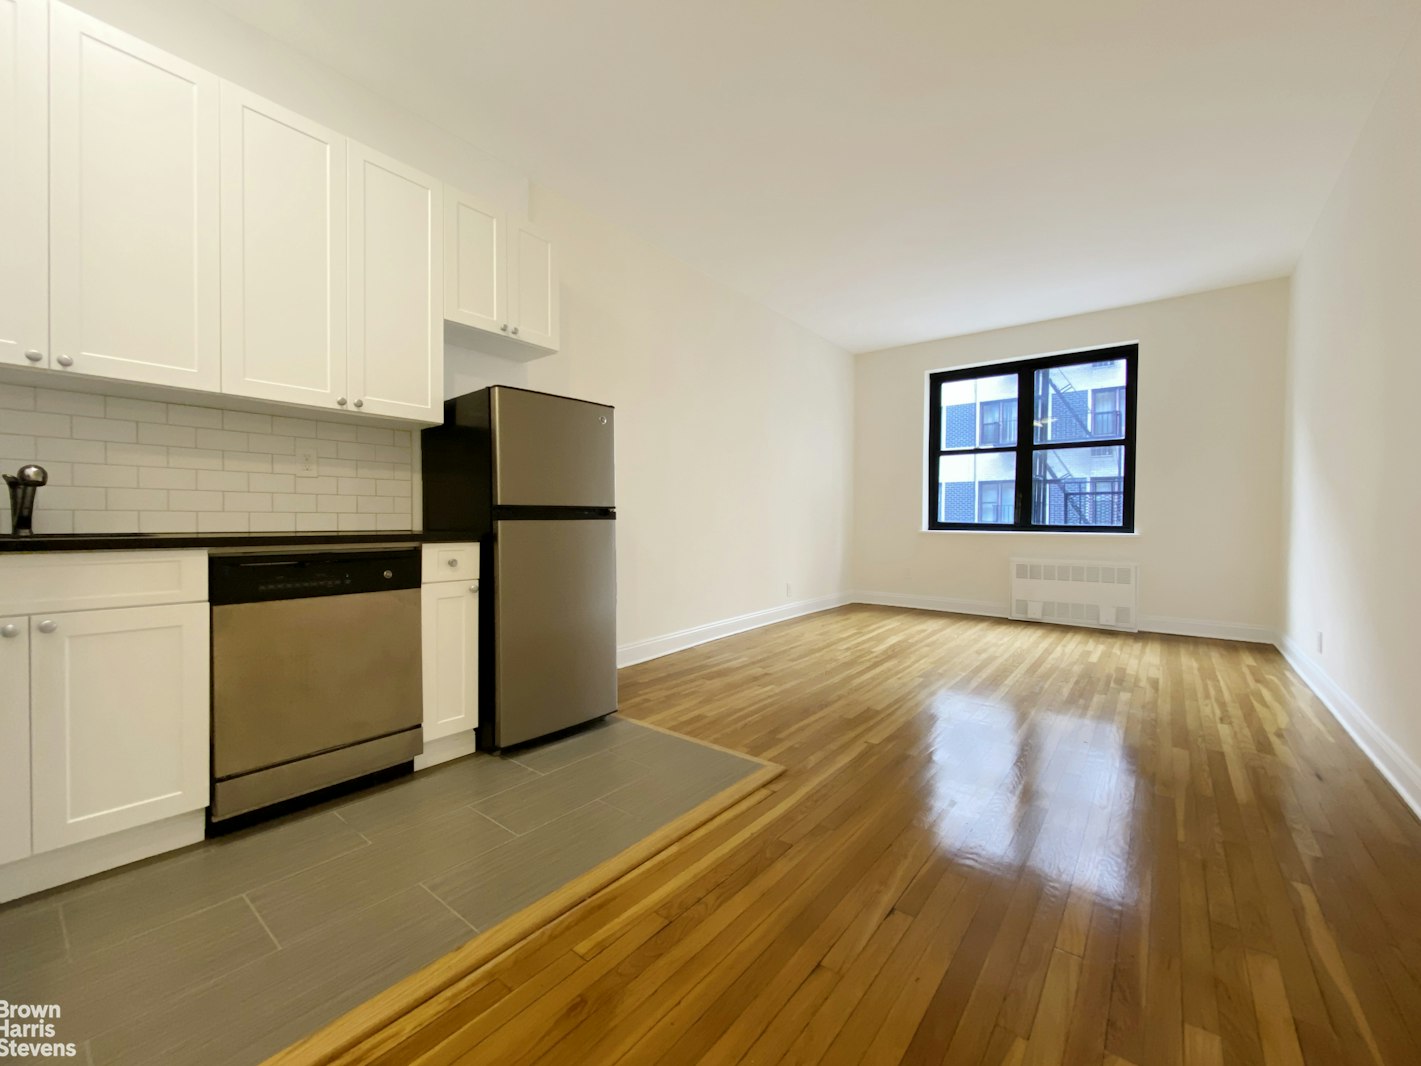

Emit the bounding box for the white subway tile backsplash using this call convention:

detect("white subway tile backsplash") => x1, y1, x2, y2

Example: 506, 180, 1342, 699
195, 428, 248, 451
248, 473, 295, 493
198, 512, 249, 533
223, 492, 272, 512
197, 470, 248, 491
0, 433, 34, 457
74, 511, 138, 533
168, 404, 224, 429
6, 410, 71, 437
72, 416, 136, 443
38, 438, 105, 462
105, 397, 167, 423
250, 513, 297, 533
139, 467, 197, 490
46, 486, 107, 509
222, 452, 272, 473
11, 385, 416, 534
35, 389, 104, 416
316, 422, 358, 442
223, 411, 271, 433
137, 423, 197, 448
169, 490, 223, 510
106, 442, 169, 467
72, 464, 138, 488
139, 511, 198, 534
272, 493, 317, 512
246, 433, 295, 455
108, 488, 167, 510
0, 384, 37, 410
168, 447, 224, 470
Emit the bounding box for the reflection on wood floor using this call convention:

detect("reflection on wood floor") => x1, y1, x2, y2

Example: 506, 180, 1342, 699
317, 604, 1421, 1065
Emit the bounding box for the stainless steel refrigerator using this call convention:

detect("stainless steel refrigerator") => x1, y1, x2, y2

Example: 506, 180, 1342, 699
422, 386, 616, 749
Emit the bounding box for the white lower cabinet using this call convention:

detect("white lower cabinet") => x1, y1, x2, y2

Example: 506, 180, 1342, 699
29, 602, 210, 852
0, 551, 210, 880
421, 543, 479, 746
0, 615, 32, 866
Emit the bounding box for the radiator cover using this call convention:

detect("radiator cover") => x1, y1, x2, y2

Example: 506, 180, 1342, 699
1010, 558, 1139, 632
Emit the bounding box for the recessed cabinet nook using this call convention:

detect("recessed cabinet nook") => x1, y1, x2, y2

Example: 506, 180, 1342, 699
0, 0, 559, 425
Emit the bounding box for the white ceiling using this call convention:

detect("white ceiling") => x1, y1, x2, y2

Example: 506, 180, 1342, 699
208, 0, 1420, 352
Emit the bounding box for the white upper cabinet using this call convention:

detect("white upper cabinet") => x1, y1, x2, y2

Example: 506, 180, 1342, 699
48, 3, 221, 391
29, 602, 209, 853
0, 0, 46, 371
220, 84, 348, 410
443, 186, 560, 358
510, 221, 559, 352
443, 186, 507, 340
0, 616, 31, 866
348, 142, 442, 421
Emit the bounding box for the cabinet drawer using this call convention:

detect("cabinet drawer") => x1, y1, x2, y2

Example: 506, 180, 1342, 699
421, 543, 479, 583
0, 550, 207, 614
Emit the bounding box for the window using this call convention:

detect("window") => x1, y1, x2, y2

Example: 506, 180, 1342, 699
926, 344, 1137, 531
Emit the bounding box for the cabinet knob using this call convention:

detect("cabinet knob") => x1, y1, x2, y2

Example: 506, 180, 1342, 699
37, 620, 59, 634
511, 326, 519, 336
336, 397, 348, 407
23, 350, 43, 363
56, 354, 74, 368
354, 399, 364, 409
500, 323, 509, 332
446, 557, 459, 568
469, 581, 479, 592
0, 624, 18, 638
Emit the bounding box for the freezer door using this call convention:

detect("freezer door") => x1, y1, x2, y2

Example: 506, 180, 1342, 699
490, 387, 614, 507
494, 518, 617, 747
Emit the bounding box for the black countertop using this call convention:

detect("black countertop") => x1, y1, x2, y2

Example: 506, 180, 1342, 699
0, 530, 479, 553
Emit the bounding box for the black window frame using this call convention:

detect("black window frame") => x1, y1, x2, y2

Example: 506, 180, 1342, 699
926, 343, 1138, 533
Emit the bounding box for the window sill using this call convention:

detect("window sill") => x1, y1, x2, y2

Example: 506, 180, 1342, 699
920, 528, 1140, 536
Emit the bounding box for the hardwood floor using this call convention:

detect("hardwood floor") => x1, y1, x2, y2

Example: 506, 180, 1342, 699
304, 605, 1421, 1065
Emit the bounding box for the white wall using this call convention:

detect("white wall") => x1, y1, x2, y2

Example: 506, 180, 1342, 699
1282, 27, 1421, 805
61, 0, 855, 652
853, 279, 1289, 639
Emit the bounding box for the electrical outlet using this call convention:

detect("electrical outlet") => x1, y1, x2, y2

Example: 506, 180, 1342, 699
296, 446, 319, 475
1316, 631, 1324, 654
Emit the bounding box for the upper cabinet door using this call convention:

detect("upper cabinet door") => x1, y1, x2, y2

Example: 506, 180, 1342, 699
0, 615, 31, 866
510, 221, 559, 352
0, 0, 46, 371
443, 186, 507, 339
49, 4, 220, 391
29, 603, 209, 853
221, 84, 347, 410
348, 142, 442, 422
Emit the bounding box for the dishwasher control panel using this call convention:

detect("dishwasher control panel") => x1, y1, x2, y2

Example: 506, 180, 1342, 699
209, 548, 420, 605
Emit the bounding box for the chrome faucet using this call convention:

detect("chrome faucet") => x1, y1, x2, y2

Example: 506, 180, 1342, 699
4, 464, 47, 535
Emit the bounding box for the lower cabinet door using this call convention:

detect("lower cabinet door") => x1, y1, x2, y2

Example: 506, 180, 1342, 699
421, 581, 478, 742
30, 603, 209, 852
0, 615, 31, 865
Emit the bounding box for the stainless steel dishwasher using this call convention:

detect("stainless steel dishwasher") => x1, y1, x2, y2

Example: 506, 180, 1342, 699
209, 546, 422, 822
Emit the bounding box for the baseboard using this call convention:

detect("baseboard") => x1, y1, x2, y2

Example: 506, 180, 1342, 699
0, 810, 205, 904
414, 730, 478, 771
617, 593, 851, 668
1277, 635, 1421, 821
851, 592, 1274, 644
1138, 615, 1277, 644
852, 590, 1007, 618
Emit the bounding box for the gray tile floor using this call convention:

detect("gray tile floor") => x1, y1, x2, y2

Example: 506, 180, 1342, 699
0, 716, 762, 1066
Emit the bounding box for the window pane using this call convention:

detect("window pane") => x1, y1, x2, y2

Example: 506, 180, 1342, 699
1031, 447, 1125, 526
936, 452, 1016, 524
939, 374, 1017, 450
1033, 360, 1127, 443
